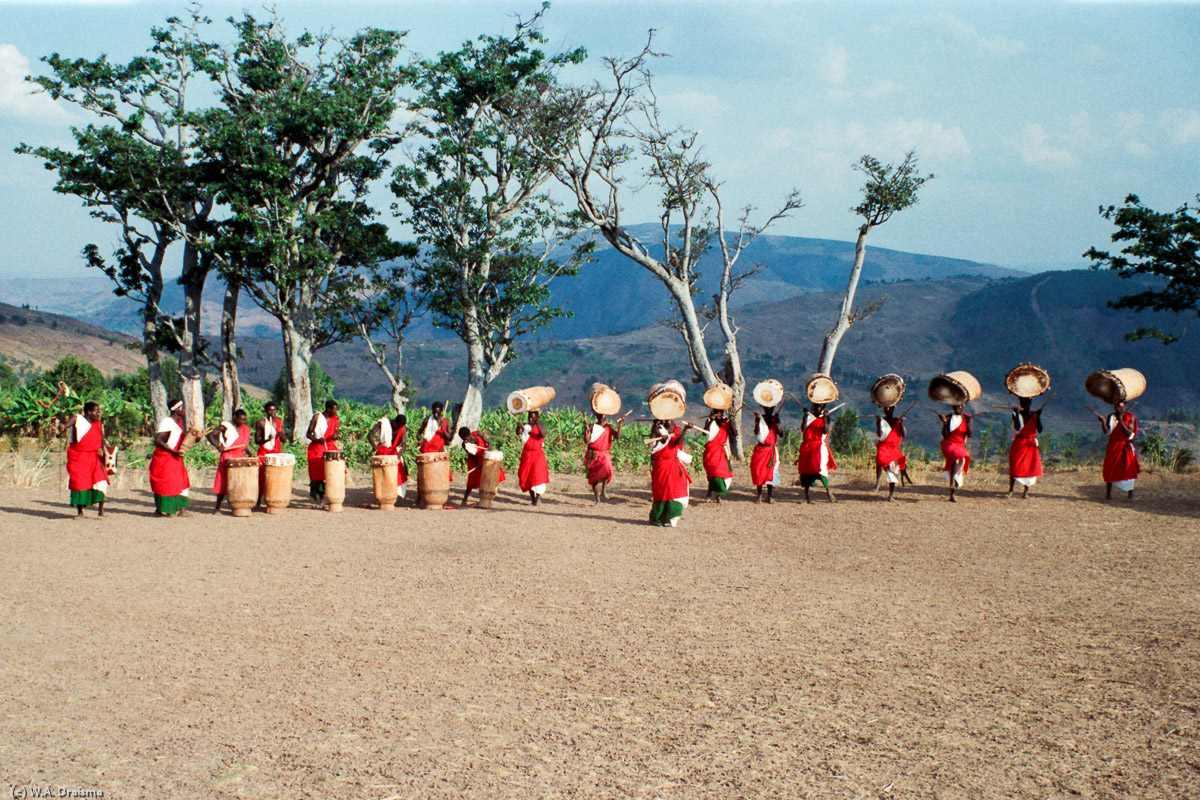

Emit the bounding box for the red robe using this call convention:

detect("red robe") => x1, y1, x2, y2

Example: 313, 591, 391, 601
420, 417, 454, 482
518, 423, 549, 492
67, 417, 107, 492
1009, 411, 1043, 479
797, 413, 837, 475
749, 421, 779, 487
585, 423, 615, 485
374, 423, 409, 485
650, 426, 692, 502
1103, 412, 1140, 483
257, 414, 285, 496
149, 419, 190, 498
213, 422, 251, 494
462, 430, 504, 490
941, 415, 971, 475
875, 419, 906, 470
306, 414, 340, 482
702, 420, 734, 481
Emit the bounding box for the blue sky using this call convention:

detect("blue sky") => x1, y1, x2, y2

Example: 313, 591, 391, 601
0, 0, 1198, 279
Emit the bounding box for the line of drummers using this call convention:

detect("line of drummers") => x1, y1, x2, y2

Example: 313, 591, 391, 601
62, 364, 1148, 521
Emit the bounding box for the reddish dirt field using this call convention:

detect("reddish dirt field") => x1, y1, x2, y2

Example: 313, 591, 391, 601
1, 465, 1198, 799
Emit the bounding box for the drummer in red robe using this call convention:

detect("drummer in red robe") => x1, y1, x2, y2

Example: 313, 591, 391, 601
149, 400, 191, 516
420, 401, 454, 483
1096, 400, 1140, 500
936, 403, 975, 502
1007, 397, 1043, 499
207, 408, 250, 514
874, 405, 911, 502
701, 408, 734, 503
368, 412, 409, 501
458, 426, 503, 506
750, 405, 782, 503
796, 403, 837, 503
66, 401, 109, 517
254, 401, 286, 509
306, 399, 340, 508
583, 410, 629, 504
517, 410, 549, 506
649, 419, 694, 527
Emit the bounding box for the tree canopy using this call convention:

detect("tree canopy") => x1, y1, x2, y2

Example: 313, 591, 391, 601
1085, 193, 1200, 344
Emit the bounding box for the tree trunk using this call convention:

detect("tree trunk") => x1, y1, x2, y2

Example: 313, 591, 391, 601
723, 356, 747, 460
281, 316, 314, 441
667, 278, 720, 388
818, 226, 869, 375
178, 238, 208, 432
140, 282, 170, 426
220, 280, 241, 421
457, 336, 488, 437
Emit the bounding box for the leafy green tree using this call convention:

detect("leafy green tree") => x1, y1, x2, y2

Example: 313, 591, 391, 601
20, 8, 223, 427
0, 361, 18, 392
112, 356, 180, 405
41, 356, 106, 399
818, 151, 932, 374
1085, 193, 1200, 344
829, 406, 867, 456
193, 13, 410, 437
390, 12, 592, 431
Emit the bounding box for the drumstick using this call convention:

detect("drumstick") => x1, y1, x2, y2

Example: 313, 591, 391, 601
826, 402, 845, 416
1083, 403, 1104, 418
991, 405, 1018, 410
898, 400, 919, 419
1036, 392, 1056, 411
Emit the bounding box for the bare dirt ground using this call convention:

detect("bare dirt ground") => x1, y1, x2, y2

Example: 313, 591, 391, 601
1, 465, 1198, 799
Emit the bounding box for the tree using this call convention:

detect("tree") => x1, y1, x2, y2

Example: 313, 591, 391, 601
553, 41, 800, 457
336, 259, 426, 413
1085, 193, 1200, 344
272, 360, 334, 412
817, 150, 931, 374
194, 14, 410, 438
391, 12, 592, 432
41, 356, 106, 399
21, 8, 224, 429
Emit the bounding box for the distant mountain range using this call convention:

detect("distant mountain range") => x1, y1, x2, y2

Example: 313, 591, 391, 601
2, 268, 1196, 452
0, 225, 1019, 341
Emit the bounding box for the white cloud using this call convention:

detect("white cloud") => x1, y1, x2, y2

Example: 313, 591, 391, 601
763, 127, 794, 152
659, 90, 725, 119
810, 118, 968, 164
0, 43, 72, 124
1114, 110, 1152, 157
819, 44, 848, 86
1011, 123, 1079, 169
1161, 108, 1200, 145
933, 11, 1027, 55
884, 118, 970, 160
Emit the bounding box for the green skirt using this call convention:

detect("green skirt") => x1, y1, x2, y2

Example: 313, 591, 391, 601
649, 500, 685, 526
799, 473, 829, 489
309, 481, 325, 500
707, 477, 729, 496
154, 494, 190, 515
70, 489, 105, 507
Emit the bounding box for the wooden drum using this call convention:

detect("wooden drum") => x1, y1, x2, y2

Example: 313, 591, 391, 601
371, 454, 399, 511
477, 450, 505, 509
589, 383, 622, 416
752, 379, 784, 408
323, 450, 346, 513
262, 453, 295, 515
805, 373, 839, 404
648, 380, 687, 420
1006, 363, 1051, 398
178, 428, 204, 453
928, 371, 982, 405
507, 386, 556, 414
226, 457, 260, 518
702, 382, 734, 410
415, 451, 450, 509
870, 374, 906, 409
1085, 368, 1146, 405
